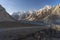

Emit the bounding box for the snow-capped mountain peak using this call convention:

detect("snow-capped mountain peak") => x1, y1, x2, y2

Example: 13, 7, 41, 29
12, 4, 60, 22
44, 5, 52, 9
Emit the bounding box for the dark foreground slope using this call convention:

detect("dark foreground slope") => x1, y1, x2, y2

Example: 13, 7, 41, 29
0, 27, 60, 40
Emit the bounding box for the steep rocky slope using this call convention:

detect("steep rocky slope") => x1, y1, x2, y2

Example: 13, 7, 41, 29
0, 5, 16, 22
44, 4, 60, 24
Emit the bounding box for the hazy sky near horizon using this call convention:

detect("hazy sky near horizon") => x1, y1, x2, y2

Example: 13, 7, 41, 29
0, 0, 60, 15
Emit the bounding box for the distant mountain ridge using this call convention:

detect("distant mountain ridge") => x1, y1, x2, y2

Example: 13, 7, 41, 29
12, 5, 52, 21
12, 4, 60, 25
0, 4, 60, 25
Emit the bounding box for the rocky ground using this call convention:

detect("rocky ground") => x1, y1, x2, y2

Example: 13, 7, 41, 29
0, 28, 60, 40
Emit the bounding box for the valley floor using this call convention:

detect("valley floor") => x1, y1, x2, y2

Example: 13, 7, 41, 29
0, 26, 60, 40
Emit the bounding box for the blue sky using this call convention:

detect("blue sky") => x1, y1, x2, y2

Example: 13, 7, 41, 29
0, 0, 60, 14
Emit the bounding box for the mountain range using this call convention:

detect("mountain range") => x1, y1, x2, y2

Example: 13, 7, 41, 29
0, 4, 60, 26
12, 4, 60, 25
